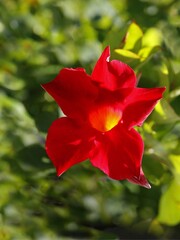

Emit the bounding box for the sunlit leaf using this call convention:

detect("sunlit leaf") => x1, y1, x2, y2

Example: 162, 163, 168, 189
170, 155, 180, 174
158, 179, 180, 226
169, 87, 180, 100
123, 22, 143, 51
138, 46, 160, 62
142, 28, 162, 47
114, 49, 140, 59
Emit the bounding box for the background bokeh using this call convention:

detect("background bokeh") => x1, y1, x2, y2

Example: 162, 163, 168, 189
0, 0, 180, 239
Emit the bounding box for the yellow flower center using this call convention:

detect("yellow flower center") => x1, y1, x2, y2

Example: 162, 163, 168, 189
89, 106, 122, 132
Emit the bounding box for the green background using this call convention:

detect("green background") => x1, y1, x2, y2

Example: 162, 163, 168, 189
0, 0, 180, 239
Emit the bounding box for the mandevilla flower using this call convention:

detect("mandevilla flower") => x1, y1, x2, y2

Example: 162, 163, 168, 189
42, 46, 165, 188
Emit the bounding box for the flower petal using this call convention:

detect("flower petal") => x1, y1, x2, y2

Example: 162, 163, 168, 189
123, 87, 166, 129
45, 117, 94, 176
127, 168, 151, 189
42, 68, 98, 122
90, 124, 144, 180
91, 46, 137, 90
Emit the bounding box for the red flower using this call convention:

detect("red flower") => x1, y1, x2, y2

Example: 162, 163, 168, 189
42, 46, 165, 188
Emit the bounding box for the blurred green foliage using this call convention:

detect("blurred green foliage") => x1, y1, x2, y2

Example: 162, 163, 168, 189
0, 0, 180, 239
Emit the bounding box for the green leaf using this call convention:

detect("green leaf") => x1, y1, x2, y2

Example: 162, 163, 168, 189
154, 99, 180, 124
158, 179, 180, 226
15, 144, 53, 177
169, 87, 180, 100
123, 22, 143, 51
114, 49, 140, 59
138, 46, 160, 62
170, 154, 180, 174
142, 154, 166, 186
142, 28, 162, 48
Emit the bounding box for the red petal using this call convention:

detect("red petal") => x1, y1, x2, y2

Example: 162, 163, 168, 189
128, 168, 151, 189
42, 68, 98, 122
90, 124, 144, 180
123, 87, 166, 129
45, 117, 94, 176
91, 46, 136, 90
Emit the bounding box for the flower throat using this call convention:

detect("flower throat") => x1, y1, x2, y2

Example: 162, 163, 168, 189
89, 106, 122, 132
